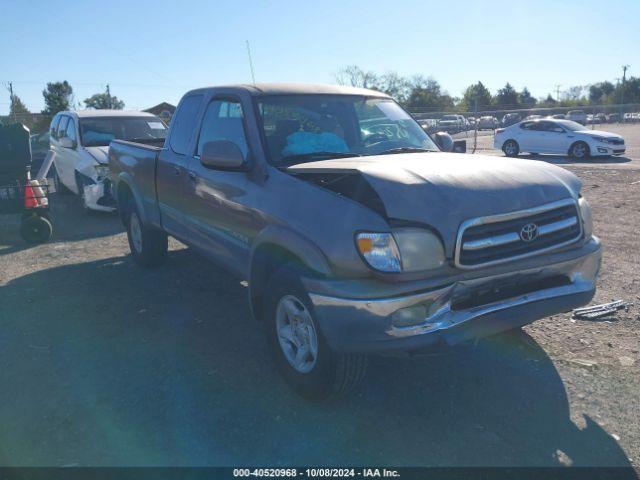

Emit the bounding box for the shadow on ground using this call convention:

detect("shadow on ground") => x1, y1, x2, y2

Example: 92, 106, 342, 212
0, 249, 634, 468
0, 193, 123, 255
524, 153, 632, 165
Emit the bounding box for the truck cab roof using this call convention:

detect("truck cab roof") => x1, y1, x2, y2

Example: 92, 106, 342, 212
183, 83, 390, 98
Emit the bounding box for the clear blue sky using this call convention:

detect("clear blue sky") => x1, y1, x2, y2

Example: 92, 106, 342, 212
1, 0, 638, 115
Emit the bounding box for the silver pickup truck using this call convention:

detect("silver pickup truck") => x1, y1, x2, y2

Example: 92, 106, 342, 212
108, 83, 601, 399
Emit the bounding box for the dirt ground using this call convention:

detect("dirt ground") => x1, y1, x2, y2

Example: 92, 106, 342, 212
0, 125, 639, 468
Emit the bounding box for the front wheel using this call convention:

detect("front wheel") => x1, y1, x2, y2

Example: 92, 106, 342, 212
569, 141, 590, 160
502, 139, 520, 157
126, 205, 168, 267
264, 267, 368, 400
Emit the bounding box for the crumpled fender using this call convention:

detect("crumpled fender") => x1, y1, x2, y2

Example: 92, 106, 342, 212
75, 150, 100, 182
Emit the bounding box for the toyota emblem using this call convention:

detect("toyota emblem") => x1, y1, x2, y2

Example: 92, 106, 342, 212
520, 223, 539, 242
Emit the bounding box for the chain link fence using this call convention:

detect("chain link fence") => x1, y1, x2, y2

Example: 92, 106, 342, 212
408, 103, 640, 153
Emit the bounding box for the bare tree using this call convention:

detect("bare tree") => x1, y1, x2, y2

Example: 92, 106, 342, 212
335, 65, 379, 89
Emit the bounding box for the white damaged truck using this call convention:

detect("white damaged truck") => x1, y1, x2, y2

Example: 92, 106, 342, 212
48, 110, 167, 211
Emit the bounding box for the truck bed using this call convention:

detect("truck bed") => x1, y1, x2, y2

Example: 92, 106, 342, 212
108, 139, 163, 226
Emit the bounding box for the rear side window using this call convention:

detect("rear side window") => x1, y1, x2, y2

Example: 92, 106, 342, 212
170, 95, 203, 155
196, 99, 248, 158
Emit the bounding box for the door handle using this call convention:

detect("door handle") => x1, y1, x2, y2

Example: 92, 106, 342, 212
172, 165, 181, 175
188, 171, 197, 181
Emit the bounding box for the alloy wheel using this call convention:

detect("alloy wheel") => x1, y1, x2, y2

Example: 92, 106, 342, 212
275, 295, 319, 374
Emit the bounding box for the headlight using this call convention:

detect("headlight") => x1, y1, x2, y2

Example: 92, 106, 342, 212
393, 228, 445, 272
95, 165, 110, 179
356, 232, 402, 272
356, 229, 445, 273
579, 197, 593, 239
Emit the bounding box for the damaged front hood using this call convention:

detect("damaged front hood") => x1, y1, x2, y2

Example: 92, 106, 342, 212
288, 152, 581, 255
84, 146, 109, 165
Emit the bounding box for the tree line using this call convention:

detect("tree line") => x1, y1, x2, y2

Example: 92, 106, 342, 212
4, 70, 640, 131
4, 81, 125, 131
335, 65, 640, 112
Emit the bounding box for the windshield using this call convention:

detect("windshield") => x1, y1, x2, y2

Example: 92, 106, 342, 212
257, 95, 439, 165
79, 116, 167, 147
441, 115, 458, 121
558, 120, 589, 131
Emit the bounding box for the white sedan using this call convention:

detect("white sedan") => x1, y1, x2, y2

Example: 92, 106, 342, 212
494, 119, 626, 160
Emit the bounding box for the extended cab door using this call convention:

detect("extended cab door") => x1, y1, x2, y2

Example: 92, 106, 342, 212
182, 97, 255, 277
156, 94, 204, 238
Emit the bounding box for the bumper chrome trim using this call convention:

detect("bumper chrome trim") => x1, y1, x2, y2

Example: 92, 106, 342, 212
308, 239, 601, 353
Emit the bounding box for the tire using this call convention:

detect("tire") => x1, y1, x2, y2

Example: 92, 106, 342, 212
20, 215, 53, 244
569, 141, 590, 160
502, 139, 520, 157
264, 266, 368, 400
53, 166, 71, 195
126, 204, 168, 267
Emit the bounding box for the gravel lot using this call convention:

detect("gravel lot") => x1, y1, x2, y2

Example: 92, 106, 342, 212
0, 125, 639, 468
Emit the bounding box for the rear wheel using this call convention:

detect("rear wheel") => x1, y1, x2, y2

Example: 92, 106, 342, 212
20, 215, 53, 244
126, 205, 167, 267
569, 141, 590, 160
264, 266, 368, 400
502, 139, 520, 157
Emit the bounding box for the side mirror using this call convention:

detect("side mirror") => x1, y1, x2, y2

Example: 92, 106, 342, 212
59, 137, 76, 149
433, 131, 454, 152
200, 140, 247, 170
453, 139, 466, 153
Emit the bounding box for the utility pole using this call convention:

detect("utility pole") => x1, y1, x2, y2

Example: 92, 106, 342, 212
620, 65, 629, 121
621, 65, 629, 105
106, 84, 112, 109
554, 84, 562, 102
6, 81, 16, 121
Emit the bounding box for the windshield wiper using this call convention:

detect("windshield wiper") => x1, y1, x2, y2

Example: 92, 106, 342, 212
280, 151, 361, 164
376, 147, 434, 155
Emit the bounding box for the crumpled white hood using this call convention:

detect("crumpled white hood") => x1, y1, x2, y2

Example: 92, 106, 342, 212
84, 146, 109, 164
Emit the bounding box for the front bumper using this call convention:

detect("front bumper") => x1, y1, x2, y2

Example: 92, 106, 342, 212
591, 144, 626, 156
308, 237, 601, 354
82, 178, 116, 212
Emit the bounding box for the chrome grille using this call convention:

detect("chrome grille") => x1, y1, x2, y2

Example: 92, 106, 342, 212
455, 199, 582, 269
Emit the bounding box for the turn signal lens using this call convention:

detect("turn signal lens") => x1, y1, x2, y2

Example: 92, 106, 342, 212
355, 232, 402, 272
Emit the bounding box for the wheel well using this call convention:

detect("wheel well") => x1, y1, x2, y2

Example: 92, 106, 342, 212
116, 182, 134, 225
249, 243, 309, 322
